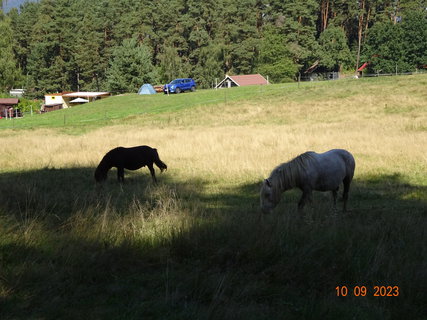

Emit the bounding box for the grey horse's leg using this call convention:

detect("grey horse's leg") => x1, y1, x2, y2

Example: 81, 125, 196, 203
148, 164, 157, 183
298, 189, 312, 212
332, 188, 338, 211
117, 167, 125, 182
342, 177, 351, 212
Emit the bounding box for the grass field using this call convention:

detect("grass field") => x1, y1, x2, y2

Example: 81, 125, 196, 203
0, 75, 426, 319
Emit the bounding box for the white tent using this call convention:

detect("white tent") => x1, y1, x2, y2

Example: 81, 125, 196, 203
69, 97, 89, 103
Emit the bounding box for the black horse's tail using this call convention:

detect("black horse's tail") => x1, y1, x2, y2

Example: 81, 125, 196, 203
153, 149, 167, 172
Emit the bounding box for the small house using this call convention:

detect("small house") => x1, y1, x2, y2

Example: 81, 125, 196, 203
43, 93, 67, 112
0, 98, 21, 118
216, 74, 269, 88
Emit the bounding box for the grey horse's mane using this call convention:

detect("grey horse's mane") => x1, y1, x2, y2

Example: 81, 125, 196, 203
269, 152, 317, 190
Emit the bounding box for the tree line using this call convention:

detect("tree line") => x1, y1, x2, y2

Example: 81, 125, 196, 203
0, 0, 426, 97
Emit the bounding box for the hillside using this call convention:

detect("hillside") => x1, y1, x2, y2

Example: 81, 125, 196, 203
2, 74, 426, 132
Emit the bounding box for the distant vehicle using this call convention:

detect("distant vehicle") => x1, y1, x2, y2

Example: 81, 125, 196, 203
163, 78, 196, 94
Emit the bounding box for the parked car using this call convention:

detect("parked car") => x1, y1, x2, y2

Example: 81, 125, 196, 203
163, 78, 196, 94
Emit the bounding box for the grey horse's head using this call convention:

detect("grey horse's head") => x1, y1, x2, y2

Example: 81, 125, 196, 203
260, 178, 281, 214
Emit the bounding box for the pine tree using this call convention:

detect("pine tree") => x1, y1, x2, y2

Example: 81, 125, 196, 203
157, 42, 191, 82
0, 8, 21, 91
318, 26, 353, 72
363, 22, 407, 73
26, 0, 67, 93
7, 2, 39, 74
362, 5, 427, 73
256, 26, 297, 82
106, 38, 159, 93
70, 10, 105, 91
266, 0, 319, 70
401, 9, 427, 69
216, 0, 260, 75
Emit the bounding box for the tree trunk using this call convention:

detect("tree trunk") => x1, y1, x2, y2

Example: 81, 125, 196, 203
321, 0, 330, 32
355, 0, 366, 72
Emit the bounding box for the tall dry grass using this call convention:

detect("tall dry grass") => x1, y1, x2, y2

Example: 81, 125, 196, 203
1, 81, 425, 183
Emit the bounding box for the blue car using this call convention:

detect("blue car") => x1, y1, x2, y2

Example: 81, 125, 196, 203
163, 78, 196, 94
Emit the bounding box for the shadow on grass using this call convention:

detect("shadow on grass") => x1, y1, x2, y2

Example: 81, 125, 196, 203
0, 168, 426, 319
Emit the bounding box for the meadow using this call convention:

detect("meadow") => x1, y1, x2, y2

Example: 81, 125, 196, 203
0, 75, 426, 319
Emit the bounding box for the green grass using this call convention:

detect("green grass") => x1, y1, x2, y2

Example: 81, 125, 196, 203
1, 84, 278, 131
0, 74, 426, 319
2, 74, 426, 133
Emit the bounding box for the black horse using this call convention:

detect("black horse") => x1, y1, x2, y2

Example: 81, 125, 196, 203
94, 146, 167, 183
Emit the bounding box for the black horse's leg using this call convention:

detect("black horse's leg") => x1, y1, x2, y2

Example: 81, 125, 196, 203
117, 167, 125, 183
298, 190, 312, 212
342, 177, 351, 212
148, 164, 157, 183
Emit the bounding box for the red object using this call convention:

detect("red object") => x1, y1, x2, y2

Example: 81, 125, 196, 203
357, 62, 368, 71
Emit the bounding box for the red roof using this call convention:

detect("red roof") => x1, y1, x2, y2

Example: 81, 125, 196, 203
0, 98, 19, 105
228, 74, 269, 86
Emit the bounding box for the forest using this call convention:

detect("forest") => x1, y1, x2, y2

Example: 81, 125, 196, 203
0, 0, 426, 97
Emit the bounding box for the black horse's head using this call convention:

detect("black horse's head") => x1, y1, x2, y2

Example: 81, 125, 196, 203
94, 165, 107, 183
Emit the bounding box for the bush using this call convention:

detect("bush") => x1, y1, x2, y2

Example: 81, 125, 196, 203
17, 98, 42, 113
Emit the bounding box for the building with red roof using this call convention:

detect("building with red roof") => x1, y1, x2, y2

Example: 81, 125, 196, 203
216, 74, 269, 88
0, 98, 20, 118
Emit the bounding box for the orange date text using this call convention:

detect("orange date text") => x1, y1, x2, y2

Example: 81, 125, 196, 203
335, 286, 399, 297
